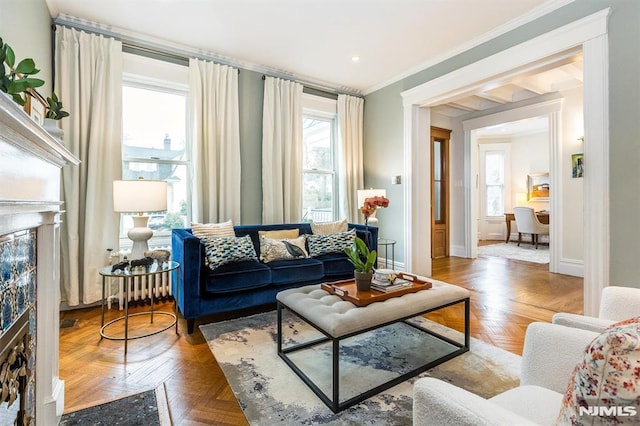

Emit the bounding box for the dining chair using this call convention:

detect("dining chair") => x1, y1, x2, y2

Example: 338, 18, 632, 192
513, 206, 549, 249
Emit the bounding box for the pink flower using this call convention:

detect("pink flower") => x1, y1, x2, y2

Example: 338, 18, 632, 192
360, 196, 390, 220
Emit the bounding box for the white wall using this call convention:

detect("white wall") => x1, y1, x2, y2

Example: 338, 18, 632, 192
509, 131, 550, 212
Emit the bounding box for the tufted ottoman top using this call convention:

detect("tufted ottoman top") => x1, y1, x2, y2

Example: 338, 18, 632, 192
276, 279, 470, 337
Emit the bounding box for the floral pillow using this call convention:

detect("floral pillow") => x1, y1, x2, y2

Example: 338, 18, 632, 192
307, 229, 356, 257
556, 317, 640, 425
259, 235, 308, 263
203, 235, 258, 271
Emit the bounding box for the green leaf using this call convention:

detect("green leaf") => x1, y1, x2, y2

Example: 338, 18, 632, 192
22, 77, 44, 88
11, 93, 24, 106
7, 79, 28, 93
5, 45, 15, 68
14, 58, 37, 75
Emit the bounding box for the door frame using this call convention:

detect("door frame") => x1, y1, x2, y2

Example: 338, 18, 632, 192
400, 9, 609, 315
430, 126, 450, 259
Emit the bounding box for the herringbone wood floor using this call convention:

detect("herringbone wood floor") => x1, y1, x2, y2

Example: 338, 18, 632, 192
60, 253, 583, 424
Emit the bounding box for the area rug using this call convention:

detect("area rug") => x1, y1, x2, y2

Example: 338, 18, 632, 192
60, 389, 164, 425
478, 241, 549, 264
201, 310, 521, 425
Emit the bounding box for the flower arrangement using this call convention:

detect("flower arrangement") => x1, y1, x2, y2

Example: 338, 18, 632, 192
360, 195, 389, 225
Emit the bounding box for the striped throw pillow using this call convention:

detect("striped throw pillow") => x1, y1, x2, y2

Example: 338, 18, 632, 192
191, 220, 235, 239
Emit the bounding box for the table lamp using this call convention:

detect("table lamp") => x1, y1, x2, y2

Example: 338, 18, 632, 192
113, 179, 168, 259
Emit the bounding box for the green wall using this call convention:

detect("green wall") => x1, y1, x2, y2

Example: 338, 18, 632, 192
0, 0, 53, 97
364, 0, 640, 288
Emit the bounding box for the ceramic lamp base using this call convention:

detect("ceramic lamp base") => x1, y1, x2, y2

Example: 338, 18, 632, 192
128, 215, 153, 260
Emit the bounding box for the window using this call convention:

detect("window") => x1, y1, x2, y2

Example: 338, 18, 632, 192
485, 151, 505, 217
120, 82, 189, 250
302, 116, 336, 222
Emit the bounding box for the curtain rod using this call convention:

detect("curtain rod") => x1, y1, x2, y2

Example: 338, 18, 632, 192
261, 74, 362, 99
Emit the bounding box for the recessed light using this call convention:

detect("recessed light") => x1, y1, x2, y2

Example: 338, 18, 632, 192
351, 56, 360, 63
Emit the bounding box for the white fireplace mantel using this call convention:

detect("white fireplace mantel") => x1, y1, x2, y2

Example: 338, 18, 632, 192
0, 92, 79, 425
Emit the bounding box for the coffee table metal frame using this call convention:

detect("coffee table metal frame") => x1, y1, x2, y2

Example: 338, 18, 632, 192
99, 261, 180, 354
277, 295, 470, 413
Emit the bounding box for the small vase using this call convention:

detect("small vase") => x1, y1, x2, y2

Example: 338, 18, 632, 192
43, 118, 64, 140
354, 271, 372, 292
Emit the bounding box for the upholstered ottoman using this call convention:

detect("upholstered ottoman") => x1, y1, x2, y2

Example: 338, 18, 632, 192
276, 280, 471, 413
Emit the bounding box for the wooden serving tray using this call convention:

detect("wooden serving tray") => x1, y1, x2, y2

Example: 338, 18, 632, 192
320, 273, 432, 307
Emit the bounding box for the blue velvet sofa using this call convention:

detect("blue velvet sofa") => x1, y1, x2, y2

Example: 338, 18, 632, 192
172, 223, 378, 333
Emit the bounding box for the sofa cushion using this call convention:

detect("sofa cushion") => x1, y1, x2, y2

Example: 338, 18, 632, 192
260, 235, 308, 263
258, 229, 300, 239
315, 253, 354, 277
204, 260, 272, 294
307, 229, 356, 257
556, 317, 640, 425
203, 235, 258, 271
268, 258, 324, 285
310, 219, 348, 235
191, 220, 235, 238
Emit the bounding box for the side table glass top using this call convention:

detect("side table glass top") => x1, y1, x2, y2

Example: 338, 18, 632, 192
99, 260, 179, 278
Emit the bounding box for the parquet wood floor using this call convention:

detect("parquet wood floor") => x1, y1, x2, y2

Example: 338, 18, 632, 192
59, 252, 583, 424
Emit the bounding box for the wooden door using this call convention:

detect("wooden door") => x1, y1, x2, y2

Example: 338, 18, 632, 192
431, 127, 450, 259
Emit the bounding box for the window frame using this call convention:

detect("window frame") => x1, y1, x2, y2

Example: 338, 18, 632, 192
120, 74, 191, 250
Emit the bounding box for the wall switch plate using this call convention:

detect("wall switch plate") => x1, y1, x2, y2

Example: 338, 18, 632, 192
392, 175, 402, 184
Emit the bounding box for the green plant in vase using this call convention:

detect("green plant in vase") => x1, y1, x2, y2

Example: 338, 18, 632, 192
0, 37, 45, 106
344, 236, 377, 291
45, 92, 69, 120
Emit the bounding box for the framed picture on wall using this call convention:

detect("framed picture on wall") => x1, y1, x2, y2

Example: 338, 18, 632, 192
527, 173, 550, 201
572, 153, 584, 178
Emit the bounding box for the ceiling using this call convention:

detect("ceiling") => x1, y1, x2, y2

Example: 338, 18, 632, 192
43, 0, 569, 95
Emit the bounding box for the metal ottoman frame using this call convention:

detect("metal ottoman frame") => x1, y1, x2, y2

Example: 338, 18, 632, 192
276, 296, 470, 413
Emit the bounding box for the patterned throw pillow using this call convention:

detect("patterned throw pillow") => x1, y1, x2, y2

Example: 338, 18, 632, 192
307, 229, 356, 257
310, 219, 348, 235
191, 220, 235, 239
203, 235, 258, 271
556, 317, 640, 425
259, 235, 308, 263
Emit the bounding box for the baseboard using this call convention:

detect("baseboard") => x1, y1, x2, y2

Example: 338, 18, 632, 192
557, 258, 584, 277
377, 257, 406, 272
449, 245, 467, 258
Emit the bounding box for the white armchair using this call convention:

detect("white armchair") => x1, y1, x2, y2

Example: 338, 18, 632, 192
413, 322, 598, 425
513, 206, 549, 249
553, 286, 640, 333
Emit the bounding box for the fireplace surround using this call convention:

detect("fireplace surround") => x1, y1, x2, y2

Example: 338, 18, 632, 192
0, 92, 79, 424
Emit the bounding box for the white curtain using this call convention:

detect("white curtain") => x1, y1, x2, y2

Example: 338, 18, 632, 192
189, 58, 241, 224
262, 77, 303, 224
337, 94, 364, 223
56, 26, 123, 305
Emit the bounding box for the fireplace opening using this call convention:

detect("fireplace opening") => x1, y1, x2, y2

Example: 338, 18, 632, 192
0, 313, 31, 425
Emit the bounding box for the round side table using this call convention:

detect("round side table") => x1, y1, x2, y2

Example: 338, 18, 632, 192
99, 260, 179, 354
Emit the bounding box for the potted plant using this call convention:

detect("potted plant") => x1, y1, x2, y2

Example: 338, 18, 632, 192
0, 37, 45, 106
344, 236, 377, 291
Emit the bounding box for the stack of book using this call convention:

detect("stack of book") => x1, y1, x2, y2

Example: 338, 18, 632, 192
371, 276, 412, 293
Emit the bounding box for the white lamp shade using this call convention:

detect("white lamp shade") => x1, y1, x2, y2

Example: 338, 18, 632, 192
113, 180, 168, 213
357, 188, 387, 207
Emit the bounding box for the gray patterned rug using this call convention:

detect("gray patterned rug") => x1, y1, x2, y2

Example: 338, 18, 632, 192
201, 311, 521, 425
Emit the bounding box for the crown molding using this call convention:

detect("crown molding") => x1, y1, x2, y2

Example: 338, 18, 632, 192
53, 14, 363, 97
363, 0, 576, 95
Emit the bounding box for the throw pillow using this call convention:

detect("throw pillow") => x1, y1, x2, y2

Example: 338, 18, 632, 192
191, 220, 235, 239
258, 229, 300, 239
556, 317, 640, 425
203, 235, 258, 271
310, 219, 348, 235
307, 229, 356, 257
259, 235, 308, 263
